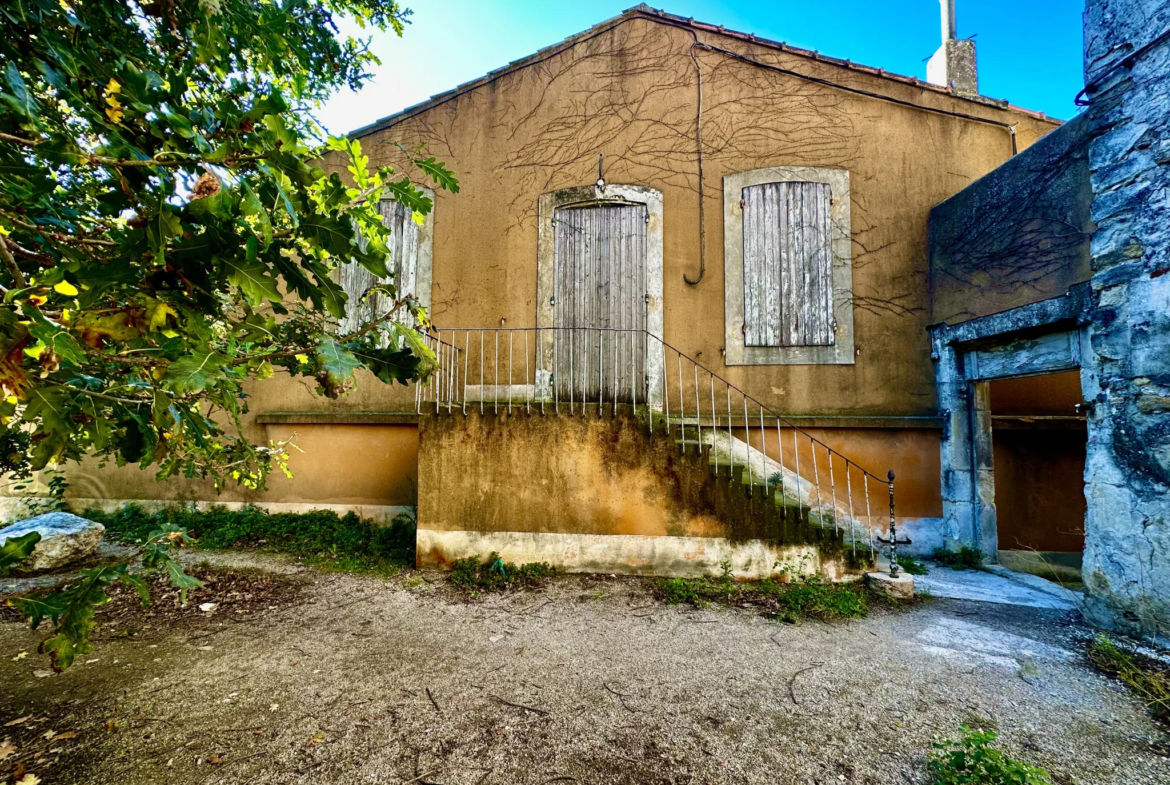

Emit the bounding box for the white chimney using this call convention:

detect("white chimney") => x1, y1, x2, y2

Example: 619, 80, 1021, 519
926, 0, 978, 95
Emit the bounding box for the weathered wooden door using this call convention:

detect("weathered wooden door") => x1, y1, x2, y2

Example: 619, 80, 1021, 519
553, 202, 648, 403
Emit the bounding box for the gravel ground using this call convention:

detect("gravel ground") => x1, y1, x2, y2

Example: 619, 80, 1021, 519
1, 553, 1167, 785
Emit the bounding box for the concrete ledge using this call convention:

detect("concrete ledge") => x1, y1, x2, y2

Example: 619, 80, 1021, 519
256, 412, 420, 425
416, 528, 857, 581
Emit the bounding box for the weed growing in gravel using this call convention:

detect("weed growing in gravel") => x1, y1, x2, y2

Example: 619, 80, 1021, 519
926, 730, 1057, 781
928, 724, 1052, 784
762, 577, 868, 623
931, 546, 985, 571
658, 571, 869, 623
86, 504, 416, 575
1088, 635, 1170, 723
897, 554, 929, 575
448, 552, 555, 594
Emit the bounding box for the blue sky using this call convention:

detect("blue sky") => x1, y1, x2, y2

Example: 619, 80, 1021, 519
320, 0, 1085, 136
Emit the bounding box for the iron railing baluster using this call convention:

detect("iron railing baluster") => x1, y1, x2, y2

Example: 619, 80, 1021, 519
694, 364, 701, 452
662, 341, 670, 432
846, 460, 856, 555
812, 442, 822, 526
776, 418, 785, 522
793, 429, 802, 525
743, 394, 752, 492
726, 385, 733, 476
711, 372, 718, 474
829, 452, 838, 534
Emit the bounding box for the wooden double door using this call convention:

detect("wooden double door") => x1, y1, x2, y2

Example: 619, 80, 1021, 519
552, 201, 649, 403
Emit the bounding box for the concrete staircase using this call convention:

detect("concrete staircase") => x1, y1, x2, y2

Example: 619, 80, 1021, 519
667, 418, 875, 571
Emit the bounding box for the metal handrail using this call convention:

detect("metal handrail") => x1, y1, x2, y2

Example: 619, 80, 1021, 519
423, 326, 884, 478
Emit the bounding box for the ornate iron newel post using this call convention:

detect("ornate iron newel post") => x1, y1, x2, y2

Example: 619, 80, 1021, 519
887, 470, 899, 577
876, 469, 910, 577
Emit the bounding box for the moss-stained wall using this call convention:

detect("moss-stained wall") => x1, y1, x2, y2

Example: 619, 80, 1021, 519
415, 408, 866, 579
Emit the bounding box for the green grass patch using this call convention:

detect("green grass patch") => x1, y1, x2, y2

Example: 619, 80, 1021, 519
448, 551, 555, 595
658, 567, 869, 623
897, 554, 929, 575
1088, 634, 1170, 723
929, 724, 1052, 784
83, 503, 416, 576
931, 545, 985, 571
765, 578, 868, 622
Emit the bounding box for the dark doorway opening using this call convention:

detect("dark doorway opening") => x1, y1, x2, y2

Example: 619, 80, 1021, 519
989, 370, 1086, 584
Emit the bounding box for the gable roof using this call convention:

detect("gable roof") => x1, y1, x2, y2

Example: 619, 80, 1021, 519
349, 4, 1056, 140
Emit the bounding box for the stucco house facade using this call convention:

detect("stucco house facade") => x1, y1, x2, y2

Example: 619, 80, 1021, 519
31, 6, 1154, 602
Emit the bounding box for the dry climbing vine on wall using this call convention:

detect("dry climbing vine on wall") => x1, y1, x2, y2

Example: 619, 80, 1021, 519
361, 15, 1028, 319
931, 121, 1092, 317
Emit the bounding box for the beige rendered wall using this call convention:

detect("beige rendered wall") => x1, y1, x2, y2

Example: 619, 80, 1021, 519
42, 422, 418, 520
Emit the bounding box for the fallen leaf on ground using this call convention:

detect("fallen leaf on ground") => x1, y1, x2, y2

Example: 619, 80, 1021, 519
208, 754, 222, 764
12, 652, 27, 661
305, 731, 325, 747
15, 773, 40, 785
0, 738, 16, 760
33, 670, 53, 679
52, 732, 77, 741
41, 730, 55, 740
4, 716, 33, 727
269, 703, 279, 712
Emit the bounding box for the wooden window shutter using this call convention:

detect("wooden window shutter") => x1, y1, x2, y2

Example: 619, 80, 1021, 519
339, 199, 421, 337
742, 181, 834, 347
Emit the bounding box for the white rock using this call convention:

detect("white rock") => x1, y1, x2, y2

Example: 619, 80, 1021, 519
0, 512, 105, 572
199, 602, 218, 612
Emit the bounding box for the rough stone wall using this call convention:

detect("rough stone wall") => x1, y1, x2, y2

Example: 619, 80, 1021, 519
1081, 0, 1170, 642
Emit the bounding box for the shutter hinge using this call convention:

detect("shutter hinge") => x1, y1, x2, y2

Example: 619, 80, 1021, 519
644, 294, 650, 304
739, 198, 745, 209
550, 296, 556, 306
